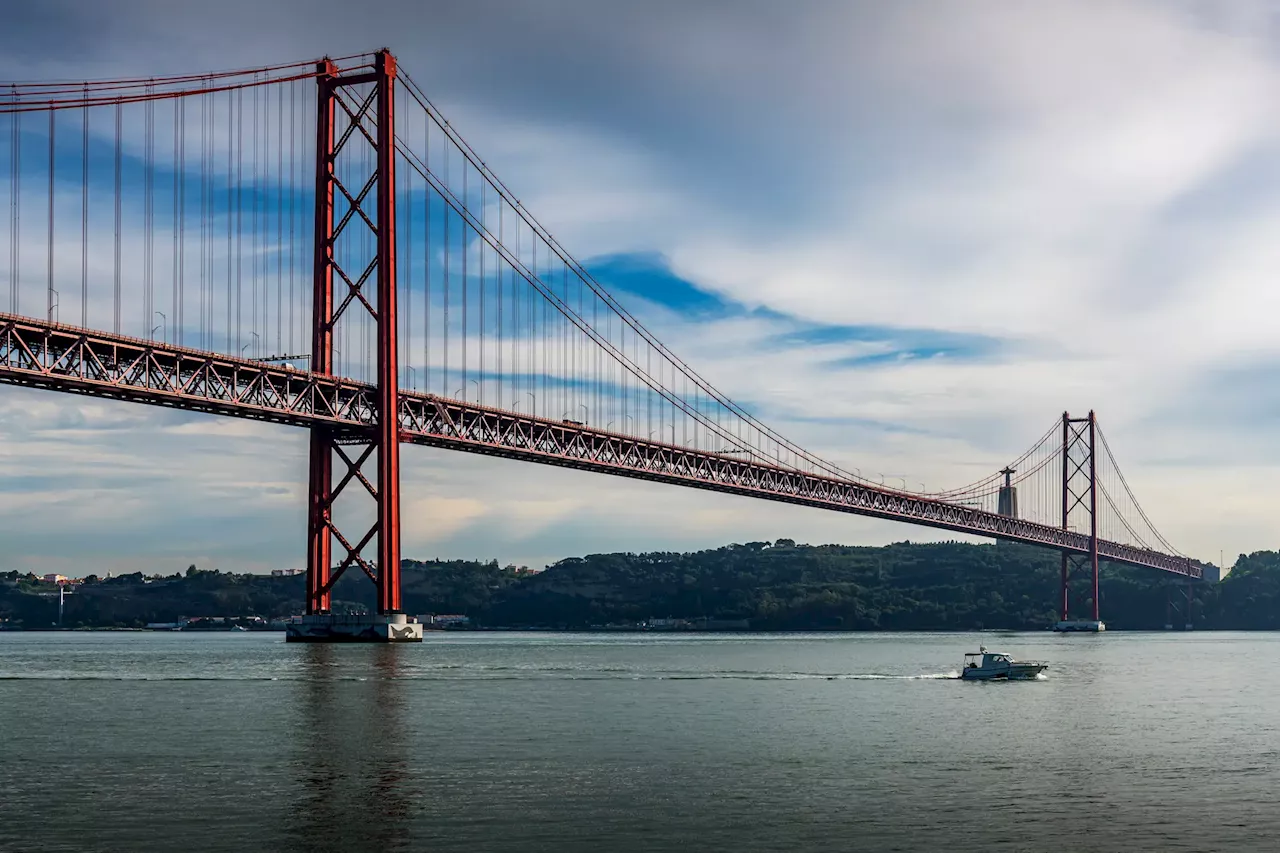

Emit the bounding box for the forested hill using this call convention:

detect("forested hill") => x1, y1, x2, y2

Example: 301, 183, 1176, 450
3, 541, 1279, 631
482, 541, 1271, 631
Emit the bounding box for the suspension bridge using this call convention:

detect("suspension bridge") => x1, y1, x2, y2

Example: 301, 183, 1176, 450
0, 50, 1204, 639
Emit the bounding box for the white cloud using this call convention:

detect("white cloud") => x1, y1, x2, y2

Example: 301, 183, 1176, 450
4, 1, 1280, 571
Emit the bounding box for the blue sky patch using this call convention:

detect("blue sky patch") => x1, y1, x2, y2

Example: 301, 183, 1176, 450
587, 251, 1005, 367
585, 252, 739, 317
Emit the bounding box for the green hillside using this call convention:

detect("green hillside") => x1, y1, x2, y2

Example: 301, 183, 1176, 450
2, 542, 1277, 631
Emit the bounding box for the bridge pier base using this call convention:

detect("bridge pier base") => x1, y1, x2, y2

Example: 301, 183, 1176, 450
286, 613, 423, 643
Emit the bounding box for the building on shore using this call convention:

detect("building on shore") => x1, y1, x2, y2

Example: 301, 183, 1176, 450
420, 614, 471, 629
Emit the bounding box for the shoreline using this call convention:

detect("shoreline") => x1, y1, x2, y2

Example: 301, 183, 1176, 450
0, 625, 1247, 634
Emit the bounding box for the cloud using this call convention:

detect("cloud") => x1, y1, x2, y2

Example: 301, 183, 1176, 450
3, 0, 1280, 572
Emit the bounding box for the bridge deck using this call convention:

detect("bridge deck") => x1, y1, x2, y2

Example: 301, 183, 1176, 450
0, 313, 1201, 579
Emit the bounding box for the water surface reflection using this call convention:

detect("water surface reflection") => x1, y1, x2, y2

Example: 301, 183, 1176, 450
287, 644, 412, 853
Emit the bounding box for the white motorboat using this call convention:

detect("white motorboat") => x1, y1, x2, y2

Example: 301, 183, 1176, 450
961, 646, 1047, 681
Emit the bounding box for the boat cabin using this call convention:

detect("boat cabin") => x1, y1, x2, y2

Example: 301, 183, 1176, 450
963, 647, 1012, 670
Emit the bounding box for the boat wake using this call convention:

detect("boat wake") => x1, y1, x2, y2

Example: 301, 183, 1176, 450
831, 671, 961, 680
647, 670, 963, 681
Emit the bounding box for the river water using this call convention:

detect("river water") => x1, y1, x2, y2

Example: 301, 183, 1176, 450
1, 630, 1276, 852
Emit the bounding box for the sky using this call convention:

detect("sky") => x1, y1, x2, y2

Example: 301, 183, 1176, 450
2, 0, 1279, 574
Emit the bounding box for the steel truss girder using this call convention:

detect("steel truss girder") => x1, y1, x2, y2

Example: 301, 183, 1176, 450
0, 312, 1202, 581
0, 314, 375, 430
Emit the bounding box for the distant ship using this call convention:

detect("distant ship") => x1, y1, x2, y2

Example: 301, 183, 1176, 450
1053, 619, 1105, 633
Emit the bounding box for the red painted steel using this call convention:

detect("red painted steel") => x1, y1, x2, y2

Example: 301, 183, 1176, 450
1060, 412, 1069, 622
1089, 410, 1100, 621
374, 50, 401, 615
303, 50, 401, 614
1059, 411, 1102, 622
306, 58, 338, 614
0, 312, 1203, 581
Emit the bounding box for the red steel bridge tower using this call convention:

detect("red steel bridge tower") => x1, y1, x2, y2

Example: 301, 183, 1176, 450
1057, 411, 1102, 632
296, 50, 416, 641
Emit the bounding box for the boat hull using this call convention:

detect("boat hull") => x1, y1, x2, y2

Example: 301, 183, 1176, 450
961, 664, 1047, 681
